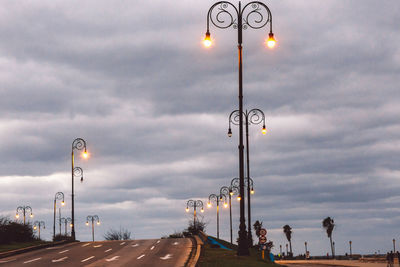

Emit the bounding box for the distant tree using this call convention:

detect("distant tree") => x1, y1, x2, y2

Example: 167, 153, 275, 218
322, 217, 335, 258
283, 225, 293, 257
186, 215, 207, 235
104, 227, 131, 240
168, 231, 184, 238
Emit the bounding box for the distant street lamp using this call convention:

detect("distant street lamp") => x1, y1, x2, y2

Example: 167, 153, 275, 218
349, 240, 352, 259
60, 217, 72, 235
186, 200, 204, 230
280, 244, 282, 255
16, 206, 33, 225
207, 193, 227, 239
86, 215, 100, 242
204, 0, 275, 256
228, 108, 266, 246
393, 239, 396, 252
71, 138, 88, 241
33, 221, 45, 239
220, 184, 239, 244
305, 241, 308, 255
53, 192, 65, 240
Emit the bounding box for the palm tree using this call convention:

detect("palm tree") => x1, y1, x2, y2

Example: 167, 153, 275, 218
283, 225, 293, 257
322, 217, 335, 258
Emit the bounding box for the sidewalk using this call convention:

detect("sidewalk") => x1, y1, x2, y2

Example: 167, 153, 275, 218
276, 259, 390, 267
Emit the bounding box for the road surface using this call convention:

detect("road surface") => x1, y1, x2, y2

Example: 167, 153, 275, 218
0, 238, 193, 267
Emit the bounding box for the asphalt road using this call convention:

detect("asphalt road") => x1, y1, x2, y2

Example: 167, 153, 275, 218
0, 238, 193, 267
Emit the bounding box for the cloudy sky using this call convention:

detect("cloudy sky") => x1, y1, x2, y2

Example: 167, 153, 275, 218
1, 0, 400, 256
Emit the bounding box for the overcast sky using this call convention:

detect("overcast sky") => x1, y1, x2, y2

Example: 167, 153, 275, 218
1, 0, 400, 256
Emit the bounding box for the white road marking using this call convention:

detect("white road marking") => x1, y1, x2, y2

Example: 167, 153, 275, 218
120, 242, 126, 245
137, 254, 145, 259
173, 242, 179, 245
150, 246, 155, 250
59, 249, 69, 254
105, 248, 112, 252
23, 258, 41, 264
105, 256, 120, 262
46, 246, 63, 250
93, 244, 103, 248
52, 257, 68, 263
156, 240, 161, 244
131, 244, 139, 247
0, 259, 16, 263
82, 243, 90, 247
81, 256, 95, 262
160, 254, 173, 260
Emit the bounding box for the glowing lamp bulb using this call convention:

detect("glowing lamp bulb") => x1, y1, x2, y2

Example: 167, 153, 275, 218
262, 125, 267, 135
97, 221, 100, 225
34, 226, 37, 230
251, 189, 255, 195
16, 214, 19, 218
207, 202, 211, 208
186, 208, 189, 213
70, 224, 73, 227
82, 151, 89, 159
203, 31, 212, 47
266, 32, 276, 49
30, 213, 34, 218
86, 222, 89, 226
61, 201, 65, 206
227, 128, 232, 137
224, 203, 228, 208
201, 208, 204, 213
237, 195, 241, 201
229, 191, 233, 196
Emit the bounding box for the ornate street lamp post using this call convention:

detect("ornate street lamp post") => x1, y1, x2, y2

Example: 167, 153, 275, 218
207, 193, 227, 239
53, 192, 65, 240
86, 215, 100, 242
204, 0, 275, 256
61, 217, 72, 235
186, 200, 204, 231
33, 221, 45, 240
71, 138, 88, 241
220, 184, 239, 244
16, 206, 33, 225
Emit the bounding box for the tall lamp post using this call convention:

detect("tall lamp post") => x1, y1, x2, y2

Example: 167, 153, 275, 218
186, 200, 204, 231
71, 138, 88, 241
393, 239, 396, 252
207, 193, 227, 239
86, 215, 100, 242
61, 217, 72, 235
228, 108, 266, 246
16, 206, 33, 225
33, 221, 45, 239
305, 241, 308, 256
53, 192, 65, 239
220, 184, 239, 244
204, 0, 275, 256
349, 240, 352, 259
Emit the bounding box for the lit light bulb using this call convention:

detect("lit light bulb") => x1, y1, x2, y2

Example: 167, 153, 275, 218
227, 128, 232, 137
229, 191, 233, 196
86, 222, 89, 226
266, 32, 276, 49
262, 125, 267, 135
203, 31, 212, 47
186, 208, 189, 213
207, 202, 211, 208
237, 195, 241, 201
34, 226, 37, 230
97, 221, 100, 225
30, 213, 34, 218
82, 151, 89, 159
70, 224, 73, 228
61, 201, 65, 206
224, 203, 228, 208
251, 189, 255, 195
16, 214, 19, 219
201, 208, 204, 213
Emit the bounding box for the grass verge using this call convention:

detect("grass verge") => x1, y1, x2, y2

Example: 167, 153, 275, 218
0, 241, 49, 253
197, 236, 285, 267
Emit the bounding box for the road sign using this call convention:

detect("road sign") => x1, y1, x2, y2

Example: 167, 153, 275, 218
259, 236, 267, 244
259, 228, 267, 236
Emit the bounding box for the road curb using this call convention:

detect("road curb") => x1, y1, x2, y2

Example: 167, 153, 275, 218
185, 234, 204, 267
0, 240, 73, 259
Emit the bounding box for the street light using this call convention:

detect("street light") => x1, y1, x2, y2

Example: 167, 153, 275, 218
71, 138, 88, 241
220, 185, 239, 244
305, 241, 308, 256
231, 177, 254, 215
53, 192, 64, 240
60, 217, 72, 236
186, 200, 204, 232
16, 206, 33, 225
86, 215, 100, 242
228, 108, 265, 247
204, 0, 274, 256
33, 221, 45, 240
208, 193, 227, 239
349, 240, 352, 259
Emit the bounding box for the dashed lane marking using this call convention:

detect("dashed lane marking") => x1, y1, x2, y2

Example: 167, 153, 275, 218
93, 244, 103, 248
105, 256, 120, 262
120, 242, 126, 245
173, 242, 179, 245
81, 243, 90, 247
137, 254, 145, 259
81, 256, 95, 262
131, 244, 139, 247
105, 248, 112, 252
52, 257, 68, 263
156, 240, 161, 244
59, 249, 69, 254
23, 258, 41, 264
150, 246, 155, 250
160, 254, 173, 260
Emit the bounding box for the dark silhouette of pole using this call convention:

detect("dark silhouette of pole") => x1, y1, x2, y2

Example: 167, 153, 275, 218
349, 240, 352, 259
53, 192, 64, 240
221, 184, 239, 244
86, 215, 100, 242
208, 193, 227, 239
16, 206, 33, 225
393, 239, 396, 253
71, 138, 88, 241
186, 200, 204, 230
205, 1, 275, 255
305, 241, 308, 256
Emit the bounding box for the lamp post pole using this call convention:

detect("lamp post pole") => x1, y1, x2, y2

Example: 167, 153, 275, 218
204, 1, 275, 255
220, 185, 239, 244
61, 217, 72, 235
33, 221, 45, 240
349, 240, 352, 259
393, 239, 396, 252
53, 192, 64, 240
86, 215, 100, 242
16, 206, 33, 225
228, 108, 266, 246
186, 200, 204, 231
71, 138, 88, 241
305, 241, 308, 255
208, 193, 227, 239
